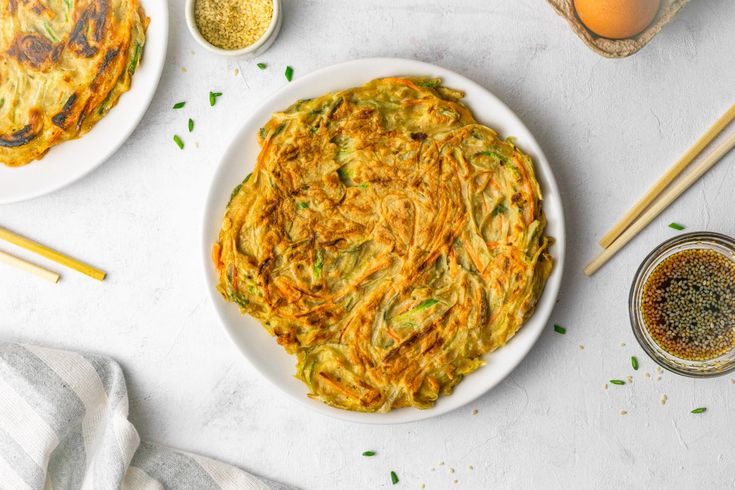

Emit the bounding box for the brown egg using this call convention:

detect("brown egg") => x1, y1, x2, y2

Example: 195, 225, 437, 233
574, 0, 661, 40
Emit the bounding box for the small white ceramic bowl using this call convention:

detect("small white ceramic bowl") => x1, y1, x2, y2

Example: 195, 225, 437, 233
185, 0, 282, 57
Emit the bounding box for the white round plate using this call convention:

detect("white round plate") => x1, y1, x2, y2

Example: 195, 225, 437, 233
0, 0, 169, 204
202, 58, 566, 424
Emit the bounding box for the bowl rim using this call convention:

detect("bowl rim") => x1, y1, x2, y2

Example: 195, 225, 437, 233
628, 231, 735, 378
185, 0, 281, 56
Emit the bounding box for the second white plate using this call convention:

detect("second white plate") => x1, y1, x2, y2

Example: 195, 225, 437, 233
202, 58, 566, 424
0, 0, 169, 204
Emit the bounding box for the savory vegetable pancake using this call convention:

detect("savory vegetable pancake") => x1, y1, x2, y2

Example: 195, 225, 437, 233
0, 0, 148, 167
213, 77, 554, 412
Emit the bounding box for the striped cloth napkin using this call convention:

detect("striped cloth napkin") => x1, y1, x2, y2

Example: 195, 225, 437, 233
0, 342, 294, 490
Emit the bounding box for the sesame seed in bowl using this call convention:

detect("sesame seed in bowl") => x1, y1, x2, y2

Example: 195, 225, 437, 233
185, 0, 282, 57
630, 232, 735, 377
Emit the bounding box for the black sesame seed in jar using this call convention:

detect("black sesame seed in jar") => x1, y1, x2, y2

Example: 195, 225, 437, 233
642, 249, 735, 361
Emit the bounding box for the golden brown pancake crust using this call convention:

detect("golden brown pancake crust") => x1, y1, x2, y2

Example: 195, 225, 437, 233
214, 78, 553, 412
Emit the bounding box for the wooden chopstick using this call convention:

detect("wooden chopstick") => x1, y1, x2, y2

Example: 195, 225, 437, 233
0, 226, 106, 281
0, 249, 60, 283
585, 129, 735, 276
599, 102, 735, 248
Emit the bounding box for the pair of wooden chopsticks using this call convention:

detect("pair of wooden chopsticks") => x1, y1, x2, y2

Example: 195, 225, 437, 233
585, 103, 735, 276
0, 226, 106, 284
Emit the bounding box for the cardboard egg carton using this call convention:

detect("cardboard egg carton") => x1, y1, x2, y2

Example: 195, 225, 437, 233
547, 0, 691, 58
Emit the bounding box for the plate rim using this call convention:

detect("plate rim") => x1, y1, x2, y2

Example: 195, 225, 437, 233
201, 57, 566, 424
0, 0, 170, 204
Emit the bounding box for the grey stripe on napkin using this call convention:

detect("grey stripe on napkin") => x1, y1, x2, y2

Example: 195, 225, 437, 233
0, 342, 292, 490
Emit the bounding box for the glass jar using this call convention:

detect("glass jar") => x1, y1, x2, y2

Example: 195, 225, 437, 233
629, 232, 735, 377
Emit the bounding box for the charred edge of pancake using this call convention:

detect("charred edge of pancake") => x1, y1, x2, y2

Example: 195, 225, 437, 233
52, 94, 78, 129
0, 125, 37, 148
93, 0, 110, 42
69, 2, 111, 58
75, 99, 92, 132
0, 110, 42, 148
96, 47, 120, 79
7, 34, 63, 70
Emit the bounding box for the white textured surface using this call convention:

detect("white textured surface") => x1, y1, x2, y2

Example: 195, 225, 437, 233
2, 1, 735, 488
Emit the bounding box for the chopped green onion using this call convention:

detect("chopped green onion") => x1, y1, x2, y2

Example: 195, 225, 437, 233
285, 66, 294, 82
209, 91, 223, 106
257, 62, 267, 70
173, 135, 184, 150
609, 379, 625, 385
553, 324, 566, 335
64, 0, 72, 8
128, 42, 142, 75
362, 451, 376, 457
491, 203, 507, 217
272, 123, 286, 138
97, 90, 115, 115
314, 249, 323, 279
173, 101, 186, 109
417, 79, 441, 88
415, 299, 439, 311
336, 166, 350, 184
43, 22, 59, 42
668, 223, 685, 231
188, 118, 194, 132
390, 471, 399, 485
228, 173, 252, 206
631, 356, 639, 370
691, 407, 707, 414
296, 202, 309, 209
476, 150, 508, 162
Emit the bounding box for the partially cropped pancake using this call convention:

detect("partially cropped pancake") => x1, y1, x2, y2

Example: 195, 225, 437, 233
0, 0, 148, 167
213, 77, 554, 412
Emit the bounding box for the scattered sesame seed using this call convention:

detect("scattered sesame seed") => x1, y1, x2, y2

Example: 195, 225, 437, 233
471, 409, 478, 416
468, 465, 474, 470
645, 372, 651, 378
620, 410, 628, 415
604, 384, 608, 390
660, 394, 668, 405
656, 376, 662, 381
421, 485, 426, 489
234, 68, 239, 76
449, 467, 455, 474
620, 342, 626, 347
453, 480, 459, 484
626, 376, 633, 383
439, 462, 444, 466
181, 66, 187, 73
579, 344, 585, 350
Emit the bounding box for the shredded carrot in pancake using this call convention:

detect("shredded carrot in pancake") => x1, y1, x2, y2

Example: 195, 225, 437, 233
214, 77, 553, 412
